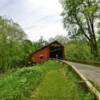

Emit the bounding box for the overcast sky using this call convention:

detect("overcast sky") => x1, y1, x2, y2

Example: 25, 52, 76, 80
0, 0, 67, 41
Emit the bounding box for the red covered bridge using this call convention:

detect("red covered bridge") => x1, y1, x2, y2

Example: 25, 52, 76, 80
31, 41, 65, 63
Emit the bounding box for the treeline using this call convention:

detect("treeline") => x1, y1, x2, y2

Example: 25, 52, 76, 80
0, 16, 43, 72
65, 40, 100, 61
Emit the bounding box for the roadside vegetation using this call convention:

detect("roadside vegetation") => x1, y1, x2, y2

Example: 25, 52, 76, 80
64, 40, 100, 61
0, 61, 95, 100
0, 16, 44, 73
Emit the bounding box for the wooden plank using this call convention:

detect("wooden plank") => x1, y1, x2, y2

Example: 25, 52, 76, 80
61, 60, 100, 100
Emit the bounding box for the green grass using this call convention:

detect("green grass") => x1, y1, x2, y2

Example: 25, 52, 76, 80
30, 63, 95, 100
0, 60, 95, 100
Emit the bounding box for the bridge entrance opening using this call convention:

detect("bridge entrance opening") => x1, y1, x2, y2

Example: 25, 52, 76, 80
49, 46, 63, 59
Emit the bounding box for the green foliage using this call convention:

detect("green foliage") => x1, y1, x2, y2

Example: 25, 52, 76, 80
49, 35, 68, 44
0, 16, 41, 72
0, 60, 95, 100
61, 0, 100, 56
64, 40, 94, 61
0, 16, 26, 72
0, 61, 60, 100
0, 67, 42, 100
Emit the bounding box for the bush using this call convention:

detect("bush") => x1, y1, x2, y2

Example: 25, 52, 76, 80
65, 41, 94, 61
0, 68, 42, 100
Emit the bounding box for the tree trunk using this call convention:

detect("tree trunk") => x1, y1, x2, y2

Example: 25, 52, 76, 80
89, 39, 98, 57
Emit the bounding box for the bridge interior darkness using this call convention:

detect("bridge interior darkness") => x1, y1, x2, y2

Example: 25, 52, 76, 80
49, 46, 63, 59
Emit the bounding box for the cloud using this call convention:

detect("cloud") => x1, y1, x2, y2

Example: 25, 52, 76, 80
0, 0, 67, 41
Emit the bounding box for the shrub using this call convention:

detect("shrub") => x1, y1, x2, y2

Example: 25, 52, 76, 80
0, 68, 42, 100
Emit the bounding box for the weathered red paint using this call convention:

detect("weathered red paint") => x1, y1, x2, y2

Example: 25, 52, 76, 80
31, 47, 50, 63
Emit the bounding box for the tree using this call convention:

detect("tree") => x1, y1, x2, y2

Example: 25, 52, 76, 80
0, 16, 26, 71
49, 35, 68, 44
38, 36, 48, 46
61, 0, 100, 56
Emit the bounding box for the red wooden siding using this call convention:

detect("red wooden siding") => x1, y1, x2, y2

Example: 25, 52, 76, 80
31, 47, 50, 63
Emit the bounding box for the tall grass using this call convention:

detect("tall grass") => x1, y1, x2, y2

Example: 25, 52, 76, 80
0, 68, 42, 100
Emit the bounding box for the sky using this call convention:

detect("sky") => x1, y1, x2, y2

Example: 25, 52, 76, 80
0, 0, 67, 41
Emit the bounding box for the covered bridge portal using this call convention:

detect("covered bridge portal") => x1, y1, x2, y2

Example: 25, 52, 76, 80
31, 41, 64, 63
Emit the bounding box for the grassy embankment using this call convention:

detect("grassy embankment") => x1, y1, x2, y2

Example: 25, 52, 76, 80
0, 60, 95, 100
